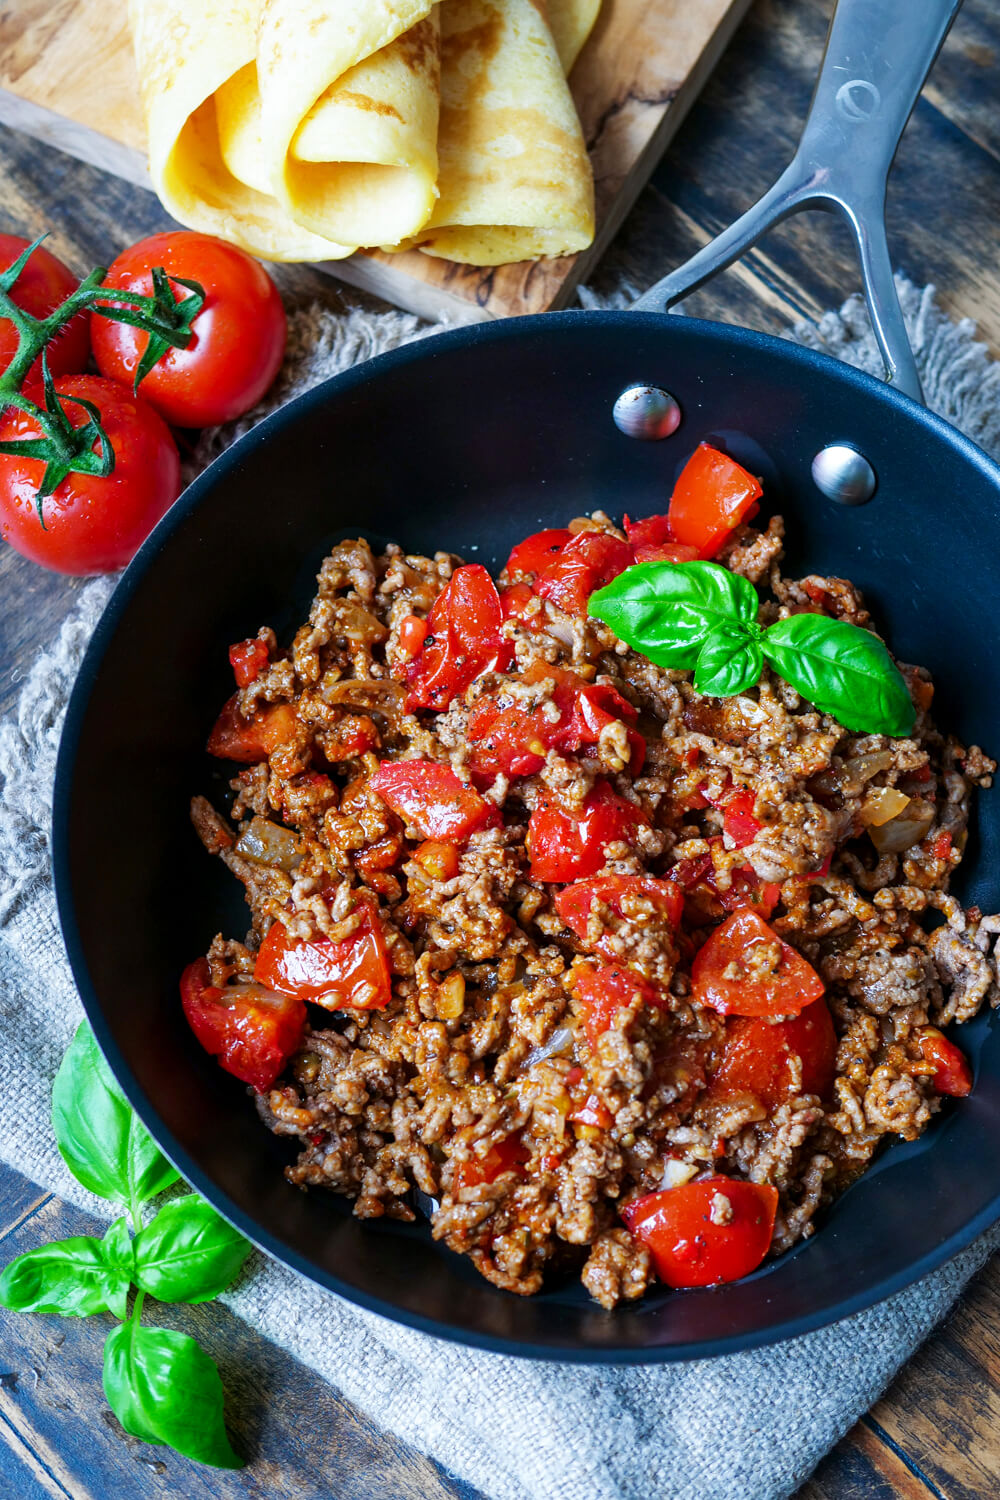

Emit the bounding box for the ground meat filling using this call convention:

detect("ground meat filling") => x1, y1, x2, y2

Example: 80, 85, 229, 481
191, 523, 998, 1307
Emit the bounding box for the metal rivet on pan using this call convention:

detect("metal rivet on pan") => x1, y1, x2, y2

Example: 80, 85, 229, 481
613, 385, 681, 440
811, 444, 877, 506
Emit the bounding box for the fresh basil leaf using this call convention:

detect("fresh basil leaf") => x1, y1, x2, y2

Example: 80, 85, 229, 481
0, 1226, 131, 1319
52, 1023, 179, 1205
762, 614, 916, 736
133, 1197, 251, 1305
103, 1322, 242, 1468
589, 561, 759, 668
694, 622, 764, 697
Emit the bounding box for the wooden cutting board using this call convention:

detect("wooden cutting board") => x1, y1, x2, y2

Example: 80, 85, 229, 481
0, 0, 750, 323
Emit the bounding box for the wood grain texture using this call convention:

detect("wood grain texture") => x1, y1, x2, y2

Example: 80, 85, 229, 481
2, 0, 1000, 1493
0, 0, 751, 322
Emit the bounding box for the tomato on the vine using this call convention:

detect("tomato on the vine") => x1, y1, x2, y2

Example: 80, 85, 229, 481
0, 374, 180, 575
0, 234, 90, 388
90, 231, 286, 428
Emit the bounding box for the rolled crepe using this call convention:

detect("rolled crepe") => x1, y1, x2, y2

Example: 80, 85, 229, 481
545, 0, 601, 73
255, 1, 441, 249
409, 0, 594, 266
128, 0, 355, 261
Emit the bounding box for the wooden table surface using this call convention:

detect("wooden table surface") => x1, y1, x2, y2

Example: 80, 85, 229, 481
1, 0, 999, 1495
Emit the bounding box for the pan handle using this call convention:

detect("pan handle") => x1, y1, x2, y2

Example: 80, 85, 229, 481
632, 0, 964, 406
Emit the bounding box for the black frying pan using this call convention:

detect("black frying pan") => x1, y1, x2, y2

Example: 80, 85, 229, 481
53, 0, 1000, 1361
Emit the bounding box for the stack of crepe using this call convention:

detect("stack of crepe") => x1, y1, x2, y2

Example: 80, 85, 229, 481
128, 0, 601, 267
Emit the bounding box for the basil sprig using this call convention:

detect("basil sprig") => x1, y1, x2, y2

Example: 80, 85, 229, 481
590, 560, 915, 737
0, 1022, 249, 1469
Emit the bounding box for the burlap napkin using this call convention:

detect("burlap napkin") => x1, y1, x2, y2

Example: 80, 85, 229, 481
3, 279, 1000, 1500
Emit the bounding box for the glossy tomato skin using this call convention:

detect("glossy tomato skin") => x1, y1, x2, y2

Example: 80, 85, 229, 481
452, 1133, 529, 1195
0, 235, 90, 387
556, 874, 683, 957
369, 759, 498, 842
535, 532, 634, 616
207, 695, 299, 761
180, 957, 306, 1092
706, 999, 837, 1109
668, 444, 763, 558
0, 374, 180, 574
573, 964, 666, 1045
527, 781, 649, 883
504, 527, 573, 579
254, 906, 392, 1011
406, 564, 511, 712
622, 1178, 778, 1288
90, 232, 286, 427
691, 906, 825, 1018
917, 1026, 973, 1096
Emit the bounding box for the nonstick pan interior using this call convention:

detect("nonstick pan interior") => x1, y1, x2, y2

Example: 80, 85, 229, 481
55, 311, 1000, 1360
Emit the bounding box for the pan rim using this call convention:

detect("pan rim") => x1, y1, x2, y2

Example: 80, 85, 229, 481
52, 307, 1000, 1362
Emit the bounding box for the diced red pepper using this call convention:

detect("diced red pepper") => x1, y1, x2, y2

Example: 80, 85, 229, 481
468, 660, 642, 780
397, 613, 428, 657
535, 532, 635, 616
180, 957, 306, 1092
931, 831, 953, 861
705, 999, 837, 1109
207, 696, 299, 762
573, 963, 667, 1045
405, 565, 513, 712
622, 1177, 778, 1288
691, 907, 825, 1018
228, 637, 270, 688
324, 713, 379, 761
719, 788, 762, 848
569, 1093, 614, 1129
254, 903, 392, 1011
917, 1027, 973, 1097
622, 513, 701, 565
556, 875, 684, 960
667, 444, 763, 558
527, 781, 649, 883
505, 528, 573, 580
452, 1133, 530, 1194
370, 760, 498, 843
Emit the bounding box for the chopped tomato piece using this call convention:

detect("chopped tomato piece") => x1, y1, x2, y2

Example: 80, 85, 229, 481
325, 713, 379, 761
622, 1177, 778, 1288
667, 444, 763, 558
556, 874, 683, 959
535, 532, 634, 616
370, 760, 498, 842
453, 1133, 530, 1194
397, 613, 428, 657
569, 1093, 614, 1129
207, 695, 299, 762
228, 637, 269, 688
405, 564, 513, 712
468, 660, 641, 780
499, 581, 541, 626
622, 513, 701, 565
573, 963, 666, 1045
719, 788, 762, 848
254, 904, 392, 1011
691, 907, 825, 1018
705, 999, 837, 1109
413, 839, 461, 881
917, 1027, 973, 1097
709, 866, 782, 917
505, 527, 573, 580
930, 831, 953, 861
527, 781, 649, 883
180, 957, 305, 1092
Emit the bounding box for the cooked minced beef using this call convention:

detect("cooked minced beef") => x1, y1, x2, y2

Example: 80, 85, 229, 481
189, 514, 999, 1308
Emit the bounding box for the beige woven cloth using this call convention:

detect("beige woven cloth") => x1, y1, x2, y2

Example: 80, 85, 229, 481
2, 278, 1000, 1500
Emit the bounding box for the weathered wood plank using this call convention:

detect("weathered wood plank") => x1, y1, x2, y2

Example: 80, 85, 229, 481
0, 1161, 483, 1500
796, 1419, 945, 1500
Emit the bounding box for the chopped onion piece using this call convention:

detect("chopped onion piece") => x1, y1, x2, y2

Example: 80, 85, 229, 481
860, 787, 910, 828
838, 750, 894, 793
235, 816, 302, 872
869, 800, 935, 854
524, 1026, 575, 1070
662, 1159, 698, 1189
